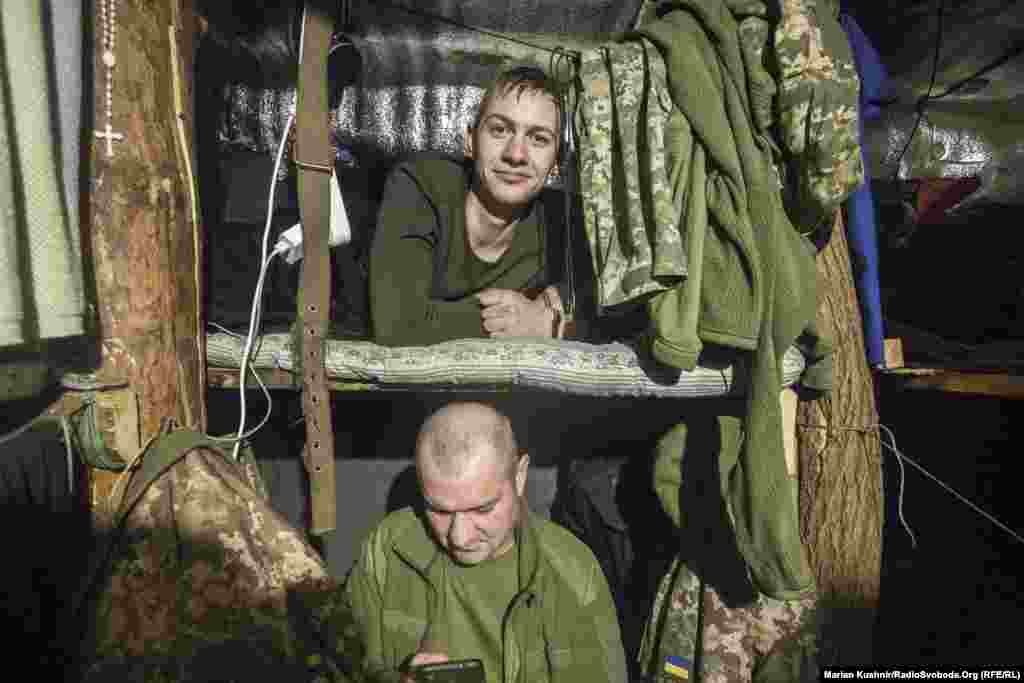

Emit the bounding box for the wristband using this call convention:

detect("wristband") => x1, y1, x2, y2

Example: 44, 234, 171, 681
540, 289, 561, 339
550, 307, 562, 339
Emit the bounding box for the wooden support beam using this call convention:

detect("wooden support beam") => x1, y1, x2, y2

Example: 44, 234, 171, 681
796, 211, 883, 667
904, 371, 1024, 399
85, 0, 204, 505
883, 338, 904, 369
883, 320, 974, 363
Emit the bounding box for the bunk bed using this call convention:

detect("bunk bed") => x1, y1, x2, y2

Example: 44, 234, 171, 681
0, 1, 872, 679
197, 1, 856, 679
201, 0, 814, 399
206, 332, 808, 397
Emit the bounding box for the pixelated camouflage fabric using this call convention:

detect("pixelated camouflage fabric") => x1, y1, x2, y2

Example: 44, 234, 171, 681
773, 0, 864, 234
79, 442, 364, 682
580, 4, 779, 365
639, 558, 818, 682
577, 40, 686, 309
632, 0, 864, 234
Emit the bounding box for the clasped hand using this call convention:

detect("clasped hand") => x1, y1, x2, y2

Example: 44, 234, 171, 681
477, 289, 553, 338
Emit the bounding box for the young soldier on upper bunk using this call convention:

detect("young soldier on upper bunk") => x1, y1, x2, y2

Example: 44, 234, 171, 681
369, 65, 575, 346
368, 65, 645, 347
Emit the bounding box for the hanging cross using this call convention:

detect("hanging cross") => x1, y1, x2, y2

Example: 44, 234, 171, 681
95, 122, 124, 158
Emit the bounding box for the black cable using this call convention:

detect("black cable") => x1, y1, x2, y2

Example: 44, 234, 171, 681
549, 46, 580, 317
871, 10, 1024, 111
890, 0, 946, 181
370, 0, 582, 63
340, 0, 351, 33
929, 40, 1024, 100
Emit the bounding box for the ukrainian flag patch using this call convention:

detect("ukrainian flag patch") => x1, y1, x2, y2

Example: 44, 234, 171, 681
663, 655, 691, 680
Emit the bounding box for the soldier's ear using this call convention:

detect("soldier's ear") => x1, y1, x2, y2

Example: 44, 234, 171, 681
464, 127, 475, 159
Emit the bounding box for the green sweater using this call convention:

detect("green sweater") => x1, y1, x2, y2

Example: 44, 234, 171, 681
636, 4, 834, 599
343, 507, 628, 683
369, 155, 550, 347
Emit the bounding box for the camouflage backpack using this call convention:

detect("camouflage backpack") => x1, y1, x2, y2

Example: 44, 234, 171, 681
74, 429, 365, 682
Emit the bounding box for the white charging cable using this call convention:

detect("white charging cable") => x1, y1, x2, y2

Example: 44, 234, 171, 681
274, 168, 353, 263
211, 8, 353, 460
207, 109, 295, 458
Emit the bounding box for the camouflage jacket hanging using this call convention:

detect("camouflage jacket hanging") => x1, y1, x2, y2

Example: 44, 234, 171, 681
577, 0, 862, 312
772, 0, 864, 235
579, 0, 838, 599
576, 39, 686, 309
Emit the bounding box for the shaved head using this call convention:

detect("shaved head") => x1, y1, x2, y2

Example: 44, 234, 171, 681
415, 402, 528, 565
415, 402, 519, 482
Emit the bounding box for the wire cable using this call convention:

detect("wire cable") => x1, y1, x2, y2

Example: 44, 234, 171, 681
879, 423, 917, 549
207, 321, 246, 338
548, 46, 579, 318
371, 0, 581, 63
218, 10, 307, 458
879, 423, 1024, 548
890, 0, 946, 180
0, 412, 48, 447
929, 40, 1024, 100
213, 105, 295, 457
210, 251, 279, 454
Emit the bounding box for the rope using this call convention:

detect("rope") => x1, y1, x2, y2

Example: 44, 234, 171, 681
67, 402, 127, 471
795, 419, 1024, 549
0, 403, 126, 472
0, 414, 45, 446
60, 416, 75, 499
879, 423, 917, 550
878, 423, 1024, 548
795, 421, 878, 434
797, 419, 917, 547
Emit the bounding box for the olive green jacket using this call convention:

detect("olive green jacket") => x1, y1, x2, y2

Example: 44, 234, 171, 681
634, 2, 837, 600
343, 507, 627, 683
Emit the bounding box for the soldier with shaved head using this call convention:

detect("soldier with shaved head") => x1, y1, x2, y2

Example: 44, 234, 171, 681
344, 402, 627, 683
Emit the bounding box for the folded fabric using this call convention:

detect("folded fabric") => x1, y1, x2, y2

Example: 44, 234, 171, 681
0, 1, 85, 349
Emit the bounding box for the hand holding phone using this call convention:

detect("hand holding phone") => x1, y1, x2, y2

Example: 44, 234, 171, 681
399, 649, 446, 683
411, 658, 486, 683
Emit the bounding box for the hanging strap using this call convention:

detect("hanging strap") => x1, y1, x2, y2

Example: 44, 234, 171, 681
294, 2, 336, 535
113, 430, 223, 529
71, 430, 224, 633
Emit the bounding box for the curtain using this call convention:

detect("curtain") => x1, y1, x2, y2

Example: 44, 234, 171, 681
0, 0, 85, 349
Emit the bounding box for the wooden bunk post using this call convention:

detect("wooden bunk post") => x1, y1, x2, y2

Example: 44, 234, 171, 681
84, 0, 204, 503
796, 211, 883, 666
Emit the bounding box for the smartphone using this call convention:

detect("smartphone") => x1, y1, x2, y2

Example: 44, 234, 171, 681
412, 658, 486, 683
